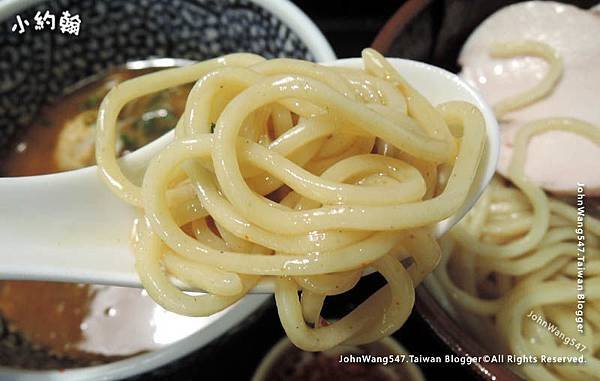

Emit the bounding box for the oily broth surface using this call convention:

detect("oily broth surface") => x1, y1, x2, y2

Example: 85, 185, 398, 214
0, 69, 202, 365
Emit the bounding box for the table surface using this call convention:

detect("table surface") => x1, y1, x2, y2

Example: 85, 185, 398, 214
130, 1, 480, 380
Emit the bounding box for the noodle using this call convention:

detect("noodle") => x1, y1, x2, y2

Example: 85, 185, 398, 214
96, 48, 485, 350
490, 40, 563, 119
435, 41, 600, 380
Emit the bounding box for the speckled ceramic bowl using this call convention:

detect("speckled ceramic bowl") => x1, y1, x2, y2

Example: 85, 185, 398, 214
0, 0, 334, 379
0, 0, 334, 155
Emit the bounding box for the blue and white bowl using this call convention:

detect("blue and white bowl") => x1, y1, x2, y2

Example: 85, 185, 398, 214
0, 0, 334, 379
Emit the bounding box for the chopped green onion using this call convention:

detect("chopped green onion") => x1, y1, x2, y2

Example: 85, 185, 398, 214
120, 133, 135, 151
81, 94, 101, 110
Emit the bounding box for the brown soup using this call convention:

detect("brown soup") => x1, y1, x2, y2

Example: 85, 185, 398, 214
0, 68, 193, 368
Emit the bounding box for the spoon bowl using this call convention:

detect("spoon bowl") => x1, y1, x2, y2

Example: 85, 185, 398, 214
0, 57, 499, 293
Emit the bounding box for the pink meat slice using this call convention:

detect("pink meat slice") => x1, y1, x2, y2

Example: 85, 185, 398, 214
459, 1, 600, 195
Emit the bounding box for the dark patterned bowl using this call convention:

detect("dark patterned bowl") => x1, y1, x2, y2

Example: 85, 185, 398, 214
0, 0, 334, 379
0, 0, 335, 157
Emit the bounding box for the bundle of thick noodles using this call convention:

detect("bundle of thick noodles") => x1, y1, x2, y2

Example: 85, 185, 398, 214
95, 48, 485, 350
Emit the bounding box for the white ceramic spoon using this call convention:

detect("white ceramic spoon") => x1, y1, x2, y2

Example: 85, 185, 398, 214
0, 58, 499, 293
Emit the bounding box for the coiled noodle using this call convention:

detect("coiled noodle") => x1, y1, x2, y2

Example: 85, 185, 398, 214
96, 48, 485, 350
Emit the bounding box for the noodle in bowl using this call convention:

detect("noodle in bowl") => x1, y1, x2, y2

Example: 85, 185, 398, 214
374, 2, 600, 380
429, 22, 599, 381
431, 39, 600, 381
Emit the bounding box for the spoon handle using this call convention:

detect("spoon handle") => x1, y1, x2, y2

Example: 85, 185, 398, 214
0, 166, 278, 293
0, 167, 140, 287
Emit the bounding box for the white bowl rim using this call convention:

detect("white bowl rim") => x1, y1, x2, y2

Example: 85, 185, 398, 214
0, 0, 335, 379
252, 0, 336, 62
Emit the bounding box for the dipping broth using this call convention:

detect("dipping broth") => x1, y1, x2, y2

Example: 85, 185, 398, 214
0, 68, 216, 369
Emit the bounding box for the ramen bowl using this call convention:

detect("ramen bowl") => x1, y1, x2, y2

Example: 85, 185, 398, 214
373, 1, 598, 380
0, 0, 334, 379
